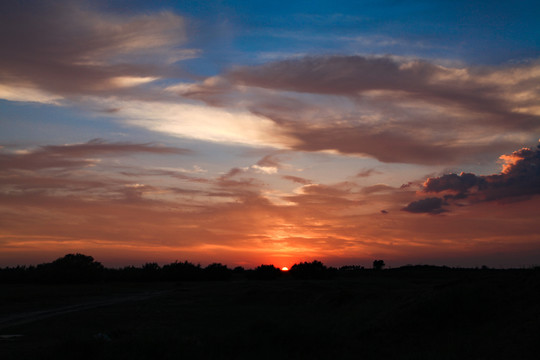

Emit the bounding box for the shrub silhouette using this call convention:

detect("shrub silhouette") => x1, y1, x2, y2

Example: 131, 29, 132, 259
249, 264, 282, 280
140, 262, 161, 281
162, 261, 202, 281
0, 265, 36, 283
373, 259, 385, 270
233, 266, 245, 273
203, 263, 231, 280
38, 253, 104, 283
289, 260, 334, 279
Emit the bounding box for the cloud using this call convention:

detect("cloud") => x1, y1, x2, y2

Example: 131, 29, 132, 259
402, 197, 447, 214
256, 154, 284, 169
361, 184, 395, 195
249, 153, 290, 174
227, 55, 538, 122
356, 168, 381, 178
403, 144, 540, 213
3, 1, 537, 167
282, 175, 312, 185
0, 139, 190, 170
251, 165, 278, 174
0, 1, 191, 101
2, 138, 540, 268
113, 99, 296, 148
177, 55, 540, 164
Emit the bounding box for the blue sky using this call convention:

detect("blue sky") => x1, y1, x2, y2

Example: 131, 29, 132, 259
0, 0, 539, 268
103, 0, 540, 74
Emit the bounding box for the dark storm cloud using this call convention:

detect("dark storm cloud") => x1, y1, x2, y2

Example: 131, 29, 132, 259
403, 145, 540, 213
426, 146, 540, 201
423, 172, 484, 194
402, 197, 446, 214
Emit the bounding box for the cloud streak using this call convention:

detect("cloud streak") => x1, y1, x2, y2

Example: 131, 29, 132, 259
0, 139, 190, 171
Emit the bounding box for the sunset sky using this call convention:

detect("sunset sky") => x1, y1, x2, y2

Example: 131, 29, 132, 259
1, 0, 539, 269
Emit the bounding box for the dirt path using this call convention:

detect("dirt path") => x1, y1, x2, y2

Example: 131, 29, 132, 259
0, 289, 173, 331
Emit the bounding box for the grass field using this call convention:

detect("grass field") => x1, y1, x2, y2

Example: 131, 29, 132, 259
1, 270, 540, 359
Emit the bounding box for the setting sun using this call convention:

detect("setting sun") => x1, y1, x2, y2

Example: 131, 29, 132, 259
281, 267, 289, 271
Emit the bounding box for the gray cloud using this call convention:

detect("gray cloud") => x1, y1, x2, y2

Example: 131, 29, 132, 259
256, 154, 284, 168
228, 55, 538, 128
282, 175, 312, 185
425, 146, 540, 202
0, 1, 189, 98
402, 197, 447, 214
403, 144, 540, 213
0, 139, 191, 171
355, 168, 381, 178
177, 55, 540, 165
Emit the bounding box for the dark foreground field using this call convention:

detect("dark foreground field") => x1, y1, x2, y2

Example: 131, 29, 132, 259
1, 269, 540, 359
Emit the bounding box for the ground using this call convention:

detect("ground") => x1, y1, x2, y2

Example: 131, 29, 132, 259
1, 270, 540, 359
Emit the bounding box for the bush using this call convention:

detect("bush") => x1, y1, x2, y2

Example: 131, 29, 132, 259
289, 260, 335, 279
37, 253, 105, 283
249, 265, 282, 280
162, 261, 202, 281
203, 263, 231, 281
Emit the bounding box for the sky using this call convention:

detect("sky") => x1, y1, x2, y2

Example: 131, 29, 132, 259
1, 0, 539, 269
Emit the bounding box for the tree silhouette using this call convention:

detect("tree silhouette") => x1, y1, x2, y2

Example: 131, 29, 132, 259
249, 264, 282, 280
162, 261, 202, 281
38, 253, 104, 283
233, 266, 245, 274
140, 262, 161, 281
204, 263, 231, 280
289, 260, 335, 279
373, 259, 385, 270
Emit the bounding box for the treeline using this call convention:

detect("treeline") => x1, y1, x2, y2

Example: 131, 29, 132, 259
0, 254, 360, 283
0, 253, 519, 284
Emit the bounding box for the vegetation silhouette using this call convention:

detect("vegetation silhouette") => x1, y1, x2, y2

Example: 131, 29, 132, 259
247, 264, 282, 280
162, 261, 202, 281
3, 254, 540, 286
373, 259, 385, 270
37, 253, 104, 283
203, 263, 232, 281
288, 260, 337, 279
